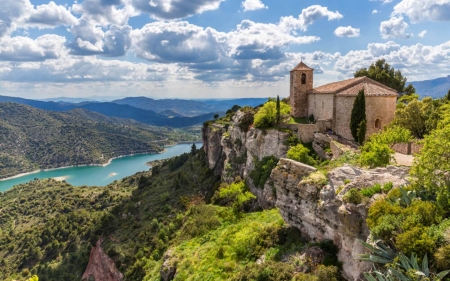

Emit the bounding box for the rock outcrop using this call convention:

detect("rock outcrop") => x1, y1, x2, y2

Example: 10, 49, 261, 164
82, 238, 123, 281
203, 110, 290, 208
271, 160, 409, 281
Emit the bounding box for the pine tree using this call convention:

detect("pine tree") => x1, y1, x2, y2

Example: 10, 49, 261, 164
350, 89, 366, 143
276, 95, 281, 125
190, 143, 197, 155
357, 119, 367, 145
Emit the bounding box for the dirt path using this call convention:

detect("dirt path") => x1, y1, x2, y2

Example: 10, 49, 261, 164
393, 153, 414, 167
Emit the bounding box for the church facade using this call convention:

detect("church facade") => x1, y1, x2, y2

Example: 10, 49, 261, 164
289, 62, 398, 141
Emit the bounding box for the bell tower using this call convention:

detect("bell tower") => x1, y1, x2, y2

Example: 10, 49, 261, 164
290, 62, 314, 118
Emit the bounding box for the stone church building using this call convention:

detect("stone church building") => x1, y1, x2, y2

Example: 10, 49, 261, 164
289, 62, 398, 141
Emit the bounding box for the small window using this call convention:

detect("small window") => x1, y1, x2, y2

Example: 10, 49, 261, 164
375, 118, 382, 129
301, 73, 306, 84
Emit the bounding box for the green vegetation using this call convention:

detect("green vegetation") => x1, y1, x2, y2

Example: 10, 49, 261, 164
254, 100, 291, 129
250, 156, 279, 188
342, 188, 363, 204
286, 144, 317, 166
350, 89, 366, 144
212, 180, 256, 215
359, 126, 412, 168
354, 59, 415, 96
0, 103, 199, 179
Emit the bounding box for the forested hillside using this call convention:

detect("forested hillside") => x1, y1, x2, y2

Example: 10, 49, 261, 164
0, 103, 196, 179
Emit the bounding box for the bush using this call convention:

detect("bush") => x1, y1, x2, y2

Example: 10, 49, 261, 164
360, 183, 382, 198
287, 144, 317, 166
359, 141, 392, 168
212, 181, 256, 214
232, 261, 293, 281
250, 156, 279, 188
342, 188, 363, 204
238, 111, 255, 133
254, 101, 291, 129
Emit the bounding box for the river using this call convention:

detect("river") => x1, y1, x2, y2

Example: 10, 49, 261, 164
0, 143, 202, 192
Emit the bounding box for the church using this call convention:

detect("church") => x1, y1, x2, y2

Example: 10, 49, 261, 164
289, 62, 398, 142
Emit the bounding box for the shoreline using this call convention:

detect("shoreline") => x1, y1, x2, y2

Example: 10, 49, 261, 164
0, 142, 202, 182
0, 150, 162, 182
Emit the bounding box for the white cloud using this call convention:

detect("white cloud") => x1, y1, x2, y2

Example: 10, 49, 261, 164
131, 0, 224, 20
72, 0, 138, 26
372, 9, 379, 14
242, 0, 268, 11
367, 41, 400, 56
278, 5, 343, 32
418, 30, 427, 38
380, 16, 413, 39
370, 0, 393, 3
0, 0, 33, 37
393, 0, 450, 23
0, 34, 67, 62
26, 1, 78, 28
334, 26, 360, 37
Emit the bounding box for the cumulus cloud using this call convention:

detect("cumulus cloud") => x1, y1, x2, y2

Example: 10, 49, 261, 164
334, 40, 450, 80
242, 0, 268, 11
372, 9, 379, 14
418, 30, 427, 38
393, 0, 450, 23
369, 0, 393, 3
131, 0, 224, 20
334, 26, 360, 37
72, 0, 138, 26
380, 16, 413, 39
0, 0, 33, 37
26, 1, 78, 28
133, 21, 225, 63
0, 34, 66, 62
278, 5, 343, 33
68, 18, 132, 56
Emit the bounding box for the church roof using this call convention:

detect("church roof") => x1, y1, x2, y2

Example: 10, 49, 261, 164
309, 76, 398, 97
291, 61, 314, 72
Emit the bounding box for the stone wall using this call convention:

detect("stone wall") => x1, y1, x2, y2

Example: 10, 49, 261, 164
334, 95, 397, 141
392, 142, 423, 155
365, 96, 397, 137
297, 124, 317, 143
308, 93, 334, 120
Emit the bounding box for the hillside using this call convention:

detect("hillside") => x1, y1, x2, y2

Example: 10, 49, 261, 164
410, 75, 450, 98
0, 103, 187, 179
0, 96, 220, 128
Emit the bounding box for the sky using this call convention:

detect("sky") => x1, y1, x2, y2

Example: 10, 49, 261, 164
1, 0, 450, 100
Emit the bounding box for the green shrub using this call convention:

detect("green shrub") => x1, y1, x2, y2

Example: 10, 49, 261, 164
359, 142, 392, 168
212, 181, 256, 214
435, 244, 450, 270
232, 261, 293, 281
287, 144, 317, 166
180, 204, 221, 239
250, 156, 279, 188
342, 188, 363, 204
238, 111, 255, 133
254, 101, 291, 129
360, 183, 382, 198
395, 226, 437, 257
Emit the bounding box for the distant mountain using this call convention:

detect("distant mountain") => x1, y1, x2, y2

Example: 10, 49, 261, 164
0, 95, 220, 128
0, 103, 170, 179
200, 98, 268, 109
39, 97, 97, 103
409, 75, 450, 98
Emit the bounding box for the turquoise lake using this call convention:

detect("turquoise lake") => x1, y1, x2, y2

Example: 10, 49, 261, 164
0, 143, 202, 192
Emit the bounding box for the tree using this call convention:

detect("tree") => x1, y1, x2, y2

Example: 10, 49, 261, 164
354, 59, 415, 95
286, 144, 317, 166
446, 89, 450, 101
357, 119, 367, 145
394, 97, 442, 138
213, 114, 219, 120
254, 101, 291, 129
190, 143, 197, 155
411, 125, 450, 209
276, 95, 281, 125
350, 89, 366, 143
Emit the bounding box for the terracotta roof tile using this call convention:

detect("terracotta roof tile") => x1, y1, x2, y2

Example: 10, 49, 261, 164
308, 76, 398, 97
291, 61, 314, 72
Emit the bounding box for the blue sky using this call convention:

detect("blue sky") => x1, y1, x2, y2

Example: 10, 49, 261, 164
1, 0, 450, 99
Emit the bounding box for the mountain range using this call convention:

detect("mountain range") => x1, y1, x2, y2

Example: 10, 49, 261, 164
410, 75, 450, 98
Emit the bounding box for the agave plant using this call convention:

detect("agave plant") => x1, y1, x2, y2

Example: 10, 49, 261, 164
359, 240, 450, 281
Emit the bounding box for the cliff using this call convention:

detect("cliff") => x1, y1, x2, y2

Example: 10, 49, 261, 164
82, 238, 124, 281
203, 110, 290, 208
202, 109, 411, 281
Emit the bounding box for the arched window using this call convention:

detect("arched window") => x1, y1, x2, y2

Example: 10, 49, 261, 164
374, 118, 382, 129
301, 73, 306, 84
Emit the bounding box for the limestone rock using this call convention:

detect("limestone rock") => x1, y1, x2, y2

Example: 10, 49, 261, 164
271, 160, 409, 281
160, 250, 177, 281
82, 238, 123, 281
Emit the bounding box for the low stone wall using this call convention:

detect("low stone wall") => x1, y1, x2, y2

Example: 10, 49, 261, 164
279, 124, 300, 132
298, 124, 317, 143
392, 142, 423, 155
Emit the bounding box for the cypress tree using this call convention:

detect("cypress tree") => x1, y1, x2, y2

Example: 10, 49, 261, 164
357, 119, 367, 145
276, 95, 281, 125
350, 89, 366, 142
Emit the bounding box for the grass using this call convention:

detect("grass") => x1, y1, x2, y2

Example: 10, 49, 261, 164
288, 117, 311, 124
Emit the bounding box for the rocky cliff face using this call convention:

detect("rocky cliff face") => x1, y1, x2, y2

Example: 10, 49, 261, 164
203, 110, 290, 208
82, 238, 123, 281
271, 160, 410, 281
